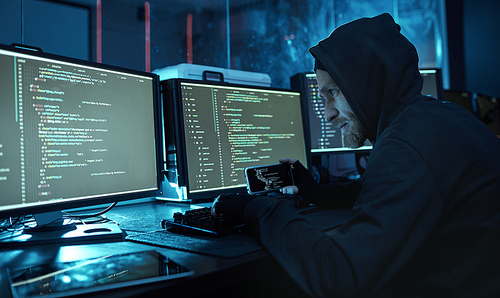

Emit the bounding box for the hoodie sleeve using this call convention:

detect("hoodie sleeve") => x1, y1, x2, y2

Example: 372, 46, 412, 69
296, 179, 360, 208
244, 137, 443, 297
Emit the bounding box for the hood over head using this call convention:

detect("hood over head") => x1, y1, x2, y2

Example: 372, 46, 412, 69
309, 13, 424, 144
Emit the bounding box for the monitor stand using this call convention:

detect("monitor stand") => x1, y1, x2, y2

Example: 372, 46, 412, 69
32, 211, 77, 231
0, 211, 124, 248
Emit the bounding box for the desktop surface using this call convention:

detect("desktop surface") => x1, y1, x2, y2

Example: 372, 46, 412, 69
0, 199, 351, 297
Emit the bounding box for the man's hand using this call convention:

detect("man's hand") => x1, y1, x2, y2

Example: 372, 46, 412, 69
279, 157, 298, 165
211, 193, 256, 220
279, 158, 317, 196
279, 157, 300, 195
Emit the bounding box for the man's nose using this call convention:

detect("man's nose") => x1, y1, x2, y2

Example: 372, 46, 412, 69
324, 101, 339, 122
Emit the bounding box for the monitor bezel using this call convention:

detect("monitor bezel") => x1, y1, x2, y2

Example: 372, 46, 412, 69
162, 78, 311, 202
0, 43, 164, 219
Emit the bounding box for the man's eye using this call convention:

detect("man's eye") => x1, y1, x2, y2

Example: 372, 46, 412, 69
330, 88, 339, 97
319, 87, 340, 99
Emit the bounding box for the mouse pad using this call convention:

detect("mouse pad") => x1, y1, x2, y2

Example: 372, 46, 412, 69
125, 229, 263, 258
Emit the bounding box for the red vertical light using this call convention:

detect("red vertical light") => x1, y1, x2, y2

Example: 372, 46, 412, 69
145, 1, 151, 72
187, 13, 193, 64
96, 0, 102, 63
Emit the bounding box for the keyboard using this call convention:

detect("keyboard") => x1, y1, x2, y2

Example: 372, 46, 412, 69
161, 193, 318, 236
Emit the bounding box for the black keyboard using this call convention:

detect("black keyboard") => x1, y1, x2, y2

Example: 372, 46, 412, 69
161, 193, 317, 236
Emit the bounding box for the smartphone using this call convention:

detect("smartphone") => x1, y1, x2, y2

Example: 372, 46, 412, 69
245, 163, 294, 195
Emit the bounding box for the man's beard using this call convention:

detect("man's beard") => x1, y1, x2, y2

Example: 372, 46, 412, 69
335, 112, 367, 149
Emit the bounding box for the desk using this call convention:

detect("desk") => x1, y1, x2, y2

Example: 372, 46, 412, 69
0, 200, 351, 297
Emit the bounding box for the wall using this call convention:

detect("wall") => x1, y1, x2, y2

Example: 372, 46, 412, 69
0, 0, 90, 60
2, 0, 497, 177
463, 0, 500, 97
1, 0, 448, 90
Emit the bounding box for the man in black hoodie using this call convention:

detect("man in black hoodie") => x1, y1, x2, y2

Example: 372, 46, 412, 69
213, 13, 500, 297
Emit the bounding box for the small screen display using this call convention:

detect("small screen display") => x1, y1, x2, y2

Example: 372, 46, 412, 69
245, 163, 293, 194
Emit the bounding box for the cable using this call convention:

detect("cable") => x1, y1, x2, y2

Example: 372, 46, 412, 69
62, 202, 118, 220
0, 202, 118, 235
0, 216, 24, 232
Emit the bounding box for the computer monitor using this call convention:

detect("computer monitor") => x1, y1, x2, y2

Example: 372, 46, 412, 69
420, 68, 444, 100
290, 69, 443, 155
162, 79, 310, 202
0, 44, 163, 244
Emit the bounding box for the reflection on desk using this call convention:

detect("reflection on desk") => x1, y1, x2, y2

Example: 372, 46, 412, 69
11, 250, 193, 297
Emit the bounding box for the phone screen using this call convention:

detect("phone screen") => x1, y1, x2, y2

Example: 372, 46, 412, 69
245, 163, 294, 194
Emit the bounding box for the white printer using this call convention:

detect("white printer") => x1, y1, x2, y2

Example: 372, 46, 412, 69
152, 63, 271, 87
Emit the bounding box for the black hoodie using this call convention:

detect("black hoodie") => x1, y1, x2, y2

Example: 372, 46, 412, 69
244, 13, 500, 297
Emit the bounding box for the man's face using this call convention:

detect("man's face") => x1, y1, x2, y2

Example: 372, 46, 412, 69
316, 69, 367, 148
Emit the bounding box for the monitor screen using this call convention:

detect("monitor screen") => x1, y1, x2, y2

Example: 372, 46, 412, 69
0, 44, 163, 219
163, 79, 309, 201
420, 68, 444, 100
291, 69, 443, 155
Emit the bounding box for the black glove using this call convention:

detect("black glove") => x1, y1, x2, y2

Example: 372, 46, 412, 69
211, 193, 257, 221
292, 160, 360, 207
290, 160, 318, 195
